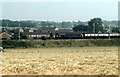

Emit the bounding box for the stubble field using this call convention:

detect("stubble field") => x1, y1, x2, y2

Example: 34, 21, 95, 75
1, 47, 118, 75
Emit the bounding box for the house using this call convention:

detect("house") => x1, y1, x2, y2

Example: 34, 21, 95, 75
20, 27, 37, 33
28, 28, 34, 32
19, 28, 24, 32
20, 27, 57, 39
21, 27, 85, 39
0, 32, 12, 40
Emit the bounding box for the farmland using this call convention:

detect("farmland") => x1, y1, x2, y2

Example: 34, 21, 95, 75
1, 47, 118, 75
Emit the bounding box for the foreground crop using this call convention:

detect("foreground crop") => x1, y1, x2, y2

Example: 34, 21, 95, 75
1, 47, 118, 75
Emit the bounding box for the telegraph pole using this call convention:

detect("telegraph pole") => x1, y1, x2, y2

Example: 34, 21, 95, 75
109, 23, 111, 40
19, 22, 20, 40
93, 23, 95, 39
6, 23, 8, 33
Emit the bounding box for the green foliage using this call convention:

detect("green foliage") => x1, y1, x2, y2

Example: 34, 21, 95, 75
88, 18, 104, 33
1, 39, 120, 49
41, 36, 47, 40
49, 33, 53, 39
112, 27, 120, 33
1, 40, 33, 48
73, 25, 87, 32
72, 17, 105, 33
90, 39, 120, 46
2, 19, 37, 27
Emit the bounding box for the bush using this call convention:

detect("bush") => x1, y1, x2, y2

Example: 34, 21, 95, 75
41, 36, 47, 40
1, 40, 33, 48
1, 39, 120, 49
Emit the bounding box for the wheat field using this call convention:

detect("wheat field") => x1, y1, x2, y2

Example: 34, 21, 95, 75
1, 47, 118, 75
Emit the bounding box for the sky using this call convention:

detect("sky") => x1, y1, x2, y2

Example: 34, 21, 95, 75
1, 0, 120, 22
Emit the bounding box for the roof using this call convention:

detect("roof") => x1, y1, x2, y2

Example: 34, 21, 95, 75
0, 32, 11, 37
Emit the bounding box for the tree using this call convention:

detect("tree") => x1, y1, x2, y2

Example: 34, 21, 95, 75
112, 27, 120, 33
20, 33, 28, 39
41, 21, 47, 27
41, 36, 47, 40
73, 25, 87, 32
10, 29, 19, 40
49, 33, 53, 39
88, 18, 104, 33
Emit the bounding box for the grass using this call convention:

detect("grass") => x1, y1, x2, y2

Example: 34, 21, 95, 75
1, 39, 120, 48
1, 47, 118, 75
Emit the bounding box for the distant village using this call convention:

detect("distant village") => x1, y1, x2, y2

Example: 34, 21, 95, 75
0, 26, 120, 40
0, 26, 84, 40
0, 19, 119, 40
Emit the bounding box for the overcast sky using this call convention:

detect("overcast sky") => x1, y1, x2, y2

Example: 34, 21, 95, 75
1, 0, 119, 21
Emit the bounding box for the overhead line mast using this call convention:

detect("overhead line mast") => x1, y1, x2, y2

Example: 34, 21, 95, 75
19, 22, 20, 40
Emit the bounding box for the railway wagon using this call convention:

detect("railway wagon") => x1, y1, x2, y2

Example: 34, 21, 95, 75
84, 33, 120, 39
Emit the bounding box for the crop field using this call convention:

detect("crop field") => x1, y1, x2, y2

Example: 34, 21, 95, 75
0, 47, 118, 75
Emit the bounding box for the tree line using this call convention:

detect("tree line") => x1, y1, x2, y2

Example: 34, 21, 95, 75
1, 18, 119, 33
